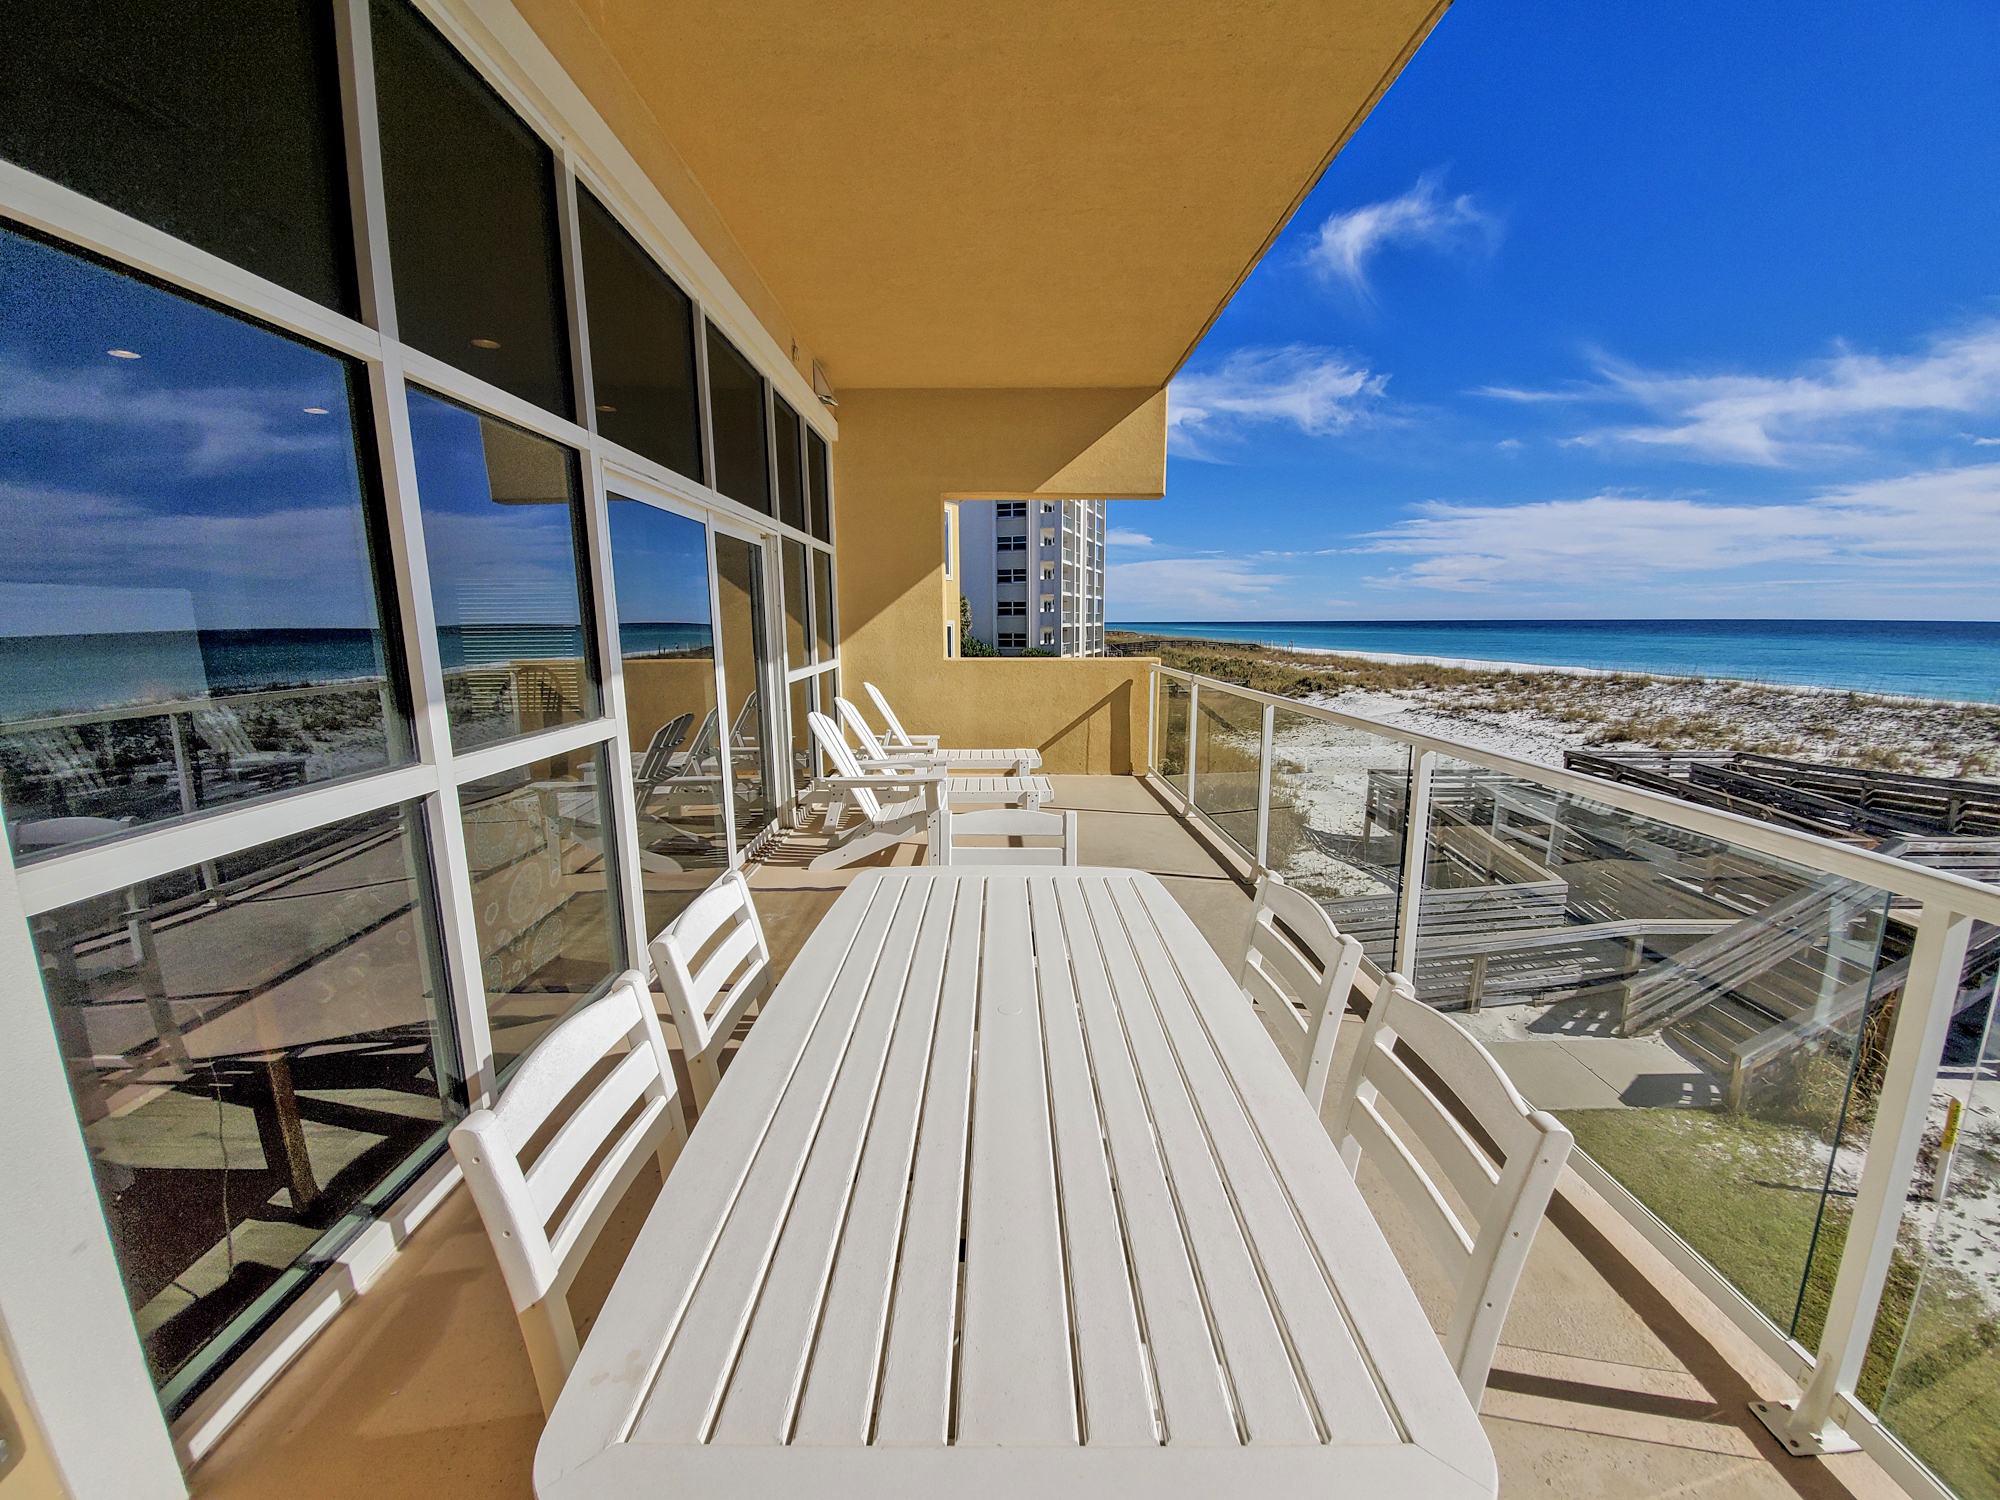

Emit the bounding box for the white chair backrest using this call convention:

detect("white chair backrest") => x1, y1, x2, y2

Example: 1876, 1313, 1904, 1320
649, 871, 772, 1110
863, 681, 918, 748
637, 711, 694, 782
834, 696, 896, 760
728, 689, 759, 747
941, 806, 1077, 865
808, 711, 885, 821
448, 971, 683, 1413
679, 706, 719, 769
1325, 973, 1572, 1402
1239, 876, 1364, 1112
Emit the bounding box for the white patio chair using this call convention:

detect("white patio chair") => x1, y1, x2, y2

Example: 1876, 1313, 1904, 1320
940, 806, 1078, 865
826, 698, 1048, 808
803, 711, 947, 870
649, 871, 773, 1110
448, 970, 685, 1415
1326, 972, 1573, 1403
1239, 875, 1365, 1113
191, 706, 310, 786
860, 681, 1040, 773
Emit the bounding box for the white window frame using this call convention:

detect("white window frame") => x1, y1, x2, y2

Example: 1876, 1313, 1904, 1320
0, 0, 844, 1477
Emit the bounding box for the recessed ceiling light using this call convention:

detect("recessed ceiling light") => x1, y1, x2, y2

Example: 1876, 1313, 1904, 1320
597, 404, 617, 413
471, 338, 501, 349
303, 407, 330, 415
108, 348, 140, 359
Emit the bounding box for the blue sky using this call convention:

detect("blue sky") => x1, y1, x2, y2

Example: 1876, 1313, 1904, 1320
1112, 1, 2000, 622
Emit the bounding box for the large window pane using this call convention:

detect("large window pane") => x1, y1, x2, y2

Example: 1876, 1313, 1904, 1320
715, 535, 775, 845
30, 804, 454, 1405
0, 1, 355, 313
706, 325, 769, 513
578, 189, 702, 483
372, 0, 572, 417
812, 551, 837, 662
0, 227, 405, 861
773, 397, 805, 533
407, 388, 596, 752
608, 498, 724, 935
461, 751, 621, 1071
782, 540, 811, 672
807, 430, 832, 543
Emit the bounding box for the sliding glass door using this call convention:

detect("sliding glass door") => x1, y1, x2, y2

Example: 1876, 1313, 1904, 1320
713, 531, 777, 849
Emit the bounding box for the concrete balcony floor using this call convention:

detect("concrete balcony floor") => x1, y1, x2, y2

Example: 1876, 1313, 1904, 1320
192, 777, 1905, 1500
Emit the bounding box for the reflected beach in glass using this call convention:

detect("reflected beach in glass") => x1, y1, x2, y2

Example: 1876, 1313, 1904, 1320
0, 227, 405, 861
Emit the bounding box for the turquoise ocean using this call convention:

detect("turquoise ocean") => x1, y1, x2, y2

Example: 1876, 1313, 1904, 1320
1109, 619, 2000, 705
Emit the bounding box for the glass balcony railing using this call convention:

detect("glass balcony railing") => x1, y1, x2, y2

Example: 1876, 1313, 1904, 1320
1149, 665, 2000, 1500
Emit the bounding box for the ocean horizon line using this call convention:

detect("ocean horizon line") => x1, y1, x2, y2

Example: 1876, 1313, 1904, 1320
1107, 618, 2000, 705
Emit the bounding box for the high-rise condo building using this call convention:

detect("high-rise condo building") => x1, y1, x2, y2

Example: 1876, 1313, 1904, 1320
955, 498, 1107, 656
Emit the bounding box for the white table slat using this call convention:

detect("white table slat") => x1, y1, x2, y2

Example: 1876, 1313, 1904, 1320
786, 881, 964, 1445
709, 880, 952, 1443
1071, 878, 1319, 1445
539, 870, 1497, 1500
1026, 881, 1160, 1446
1048, 880, 1241, 1444
956, 879, 1077, 1444
1104, 878, 1399, 1442
636, 878, 925, 1443
867, 886, 985, 1445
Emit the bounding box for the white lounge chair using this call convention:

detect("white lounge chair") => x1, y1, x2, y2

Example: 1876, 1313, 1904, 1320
832, 698, 1050, 808
802, 712, 948, 870
649, 871, 772, 1110
1239, 874, 1366, 1113
860, 681, 1040, 774
940, 806, 1078, 865
448, 970, 684, 1414
1326, 971, 1573, 1403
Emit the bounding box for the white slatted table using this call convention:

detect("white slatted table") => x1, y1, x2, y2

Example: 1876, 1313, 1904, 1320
536, 869, 1496, 1500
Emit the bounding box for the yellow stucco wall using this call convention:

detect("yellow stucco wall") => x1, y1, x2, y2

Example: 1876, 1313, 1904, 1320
833, 388, 1165, 774
0, 1335, 68, 1500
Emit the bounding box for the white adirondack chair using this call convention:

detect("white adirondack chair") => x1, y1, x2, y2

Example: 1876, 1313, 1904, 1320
648, 871, 772, 1110
448, 970, 685, 1414
802, 712, 948, 870
816, 702, 1048, 824
860, 681, 1040, 773
1326, 971, 1573, 1403
940, 806, 1078, 865
1239, 875, 1366, 1113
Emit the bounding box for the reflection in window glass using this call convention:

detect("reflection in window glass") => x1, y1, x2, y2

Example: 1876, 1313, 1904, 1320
782, 539, 810, 672
706, 324, 769, 513
1, 1, 354, 313
407, 388, 595, 752
30, 804, 454, 1403
773, 397, 805, 533
460, 751, 620, 1071
0, 228, 405, 861
813, 550, 837, 661
715, 535, 774, 845
807, 429, 832, 543
372, 0, 572, 417
608, 498, 724, 936
789, 674, 816, 789
578, 188, 703, 483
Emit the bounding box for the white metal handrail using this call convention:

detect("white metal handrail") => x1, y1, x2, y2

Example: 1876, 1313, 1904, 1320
1150, 662, 1999, 1500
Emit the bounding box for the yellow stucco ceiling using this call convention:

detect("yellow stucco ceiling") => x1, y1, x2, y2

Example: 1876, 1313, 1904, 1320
524, 1, 1448, 389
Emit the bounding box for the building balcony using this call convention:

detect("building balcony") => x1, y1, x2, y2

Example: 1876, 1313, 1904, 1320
178, 747, 1962, 1500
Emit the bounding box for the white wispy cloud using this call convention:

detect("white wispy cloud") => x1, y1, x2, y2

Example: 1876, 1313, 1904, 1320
1305, 171, 1499, 300
1352, 464, 2000, 593
1484, 321, 2000, 466
1168, 346, 1386, 460
1105, 528, 1154, 547
1107, 556, 1291, 616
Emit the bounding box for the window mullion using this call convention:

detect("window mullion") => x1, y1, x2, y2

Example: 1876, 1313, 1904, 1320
340, 0, 493, 1106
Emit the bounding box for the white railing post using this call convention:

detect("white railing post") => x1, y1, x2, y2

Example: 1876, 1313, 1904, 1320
1146, 666, 1158, 777
1255, 701, 1274, 870
1394, 751, 1435, 977
1185, 679, 1199, 804
1757, 902, 1975, 1456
